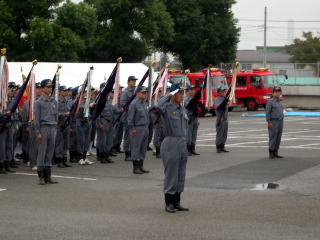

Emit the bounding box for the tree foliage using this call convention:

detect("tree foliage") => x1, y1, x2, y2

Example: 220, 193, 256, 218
285, 32, 320, 63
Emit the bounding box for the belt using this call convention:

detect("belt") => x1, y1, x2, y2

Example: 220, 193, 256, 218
166, 136, 186, 141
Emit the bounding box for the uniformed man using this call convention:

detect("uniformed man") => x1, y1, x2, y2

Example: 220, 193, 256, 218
68, 87, 78, 163
120, 76, 137, 161
184, 85, 200, 156
152, 83, 189, 213
214, 86, 230, 153
54, 86, 72, 168
96, 84, 117, 164
112, 86, 124, 154
34, 79, 58, 185
127, 86, 150, 174
266, 86, 284, 159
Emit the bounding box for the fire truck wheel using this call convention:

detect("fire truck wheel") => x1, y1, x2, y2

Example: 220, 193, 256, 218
197, 103, 207, 117
246, 99, 258, 111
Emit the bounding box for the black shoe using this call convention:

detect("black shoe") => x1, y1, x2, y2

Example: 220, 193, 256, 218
62, 157, 72, 167
274, 150, 283, 158
147, 146, 153, 151
269, 150, 275, 159
106, 152, 114, 163
56, 158, 65, 168
100, 153, 107, 164
125, 151, 131, 161
0, 163, 7, 174
4, 161, 15, 173
133, 161, 143, 174
220, 144, 229, 153
115, 144, 124, 153
139, 161, 149, 174
44, 167, 58, 184
37, 168, 46, 185
191, 144, 200, 155
110, 150, 117, 156
174, 193, 189, 211
187, 145, 192, 156
165, 194, 176, 213
10, 160, 19, 168
156, 147, 161, 159
216, 145, 222, 153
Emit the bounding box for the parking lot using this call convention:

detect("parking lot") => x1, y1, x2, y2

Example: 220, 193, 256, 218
0, 111, 320, 240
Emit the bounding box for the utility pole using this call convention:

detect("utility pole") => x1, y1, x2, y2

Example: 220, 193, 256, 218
263, 6, 267, 67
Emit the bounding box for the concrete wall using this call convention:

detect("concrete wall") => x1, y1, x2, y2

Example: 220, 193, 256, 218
282, 85, 320, 110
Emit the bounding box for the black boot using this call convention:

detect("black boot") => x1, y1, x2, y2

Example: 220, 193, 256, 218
139, 160, 149, 174
220, 144, 229, 153
62, 156, 72, 167
110, 149, 117, 156
44, 167, 58, 184
156, 147, 161, 159
216, 145, 222, 153
57, 157, 65, 168
106, 152, 114, 163
4, 161, 15, 173
133, 161, 143, 174
174, 192, 189, 211
37, 167, 46, 185
191, 144, 200, 155
269, 150, 275, 159
125, 151, 131, 161
0, 162, 7, 174
100, 153, 107, 164
147, 145, 153, 151
165, 194, 176, 213
274, 150, 283, 158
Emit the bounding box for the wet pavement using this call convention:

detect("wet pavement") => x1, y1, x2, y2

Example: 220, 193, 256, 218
1, 110, 320, 240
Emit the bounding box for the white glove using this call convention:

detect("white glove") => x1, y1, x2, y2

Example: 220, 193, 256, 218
170, 89, 179, 96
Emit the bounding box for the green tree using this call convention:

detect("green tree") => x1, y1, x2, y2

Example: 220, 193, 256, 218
160, 0, 239, 71
285, 32, 320, 63
84, 0, 174, 62
26, 18, 85, 62
0, 0, 17, 53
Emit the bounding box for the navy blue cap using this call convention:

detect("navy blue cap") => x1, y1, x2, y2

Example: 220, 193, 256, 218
170, 83, 185, 92
40, 79, 53, 87
72, 87, 79, 96
273, 86, 282, 92
136, 86, 148, 93
128, 76, 138, 81
8, 82, 17, 88
59, 85, 67, 91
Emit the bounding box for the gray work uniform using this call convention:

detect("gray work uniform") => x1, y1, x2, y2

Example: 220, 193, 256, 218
75, 101, 92, 155
21, 100, 38, 167
54, 97, 69, 158
127, 98, 150, 161
8, 97, 20, 155
266, 97, 284, 151
0, 110, 13, 164
120, 87, 135, 152
184, 95, 199, 146
69, 98, 77, 153
214, 96, 229, 145
154, 94, 188, 195
152, 95, 167, 149
34, 96, 58, 167
97, 99, 117, 154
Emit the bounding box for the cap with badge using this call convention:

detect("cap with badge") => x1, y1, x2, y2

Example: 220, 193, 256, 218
128, 76, 138, 81
273, 86, 282, 92
72, 87, 79, 97
170, 82, 185, 92
136, 86, 148, 93
40, 79, 53, 88
59, 85, 67, 91
8, 82, 17, 89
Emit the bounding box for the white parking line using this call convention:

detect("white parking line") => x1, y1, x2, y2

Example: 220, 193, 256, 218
14, 172, 97, 181
0, 188, 7, 192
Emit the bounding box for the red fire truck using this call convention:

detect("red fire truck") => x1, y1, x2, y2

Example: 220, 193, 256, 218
227, 68, 287, 111
168, 68, 228, 117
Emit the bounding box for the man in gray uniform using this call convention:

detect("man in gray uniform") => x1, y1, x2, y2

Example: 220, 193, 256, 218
96, 84, 117, 164
54, 86, 72, 168
127, 86, 150, 174
214, 86, 229, 153
120, 76, 137, 161
69, 87, 78, 163
35, 79, 58, 185
266, 86, 284, 159
184, 85, 200, 156
152, 83, 189, 213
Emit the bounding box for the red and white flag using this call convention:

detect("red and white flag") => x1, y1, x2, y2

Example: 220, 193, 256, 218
0, 53, 9, 113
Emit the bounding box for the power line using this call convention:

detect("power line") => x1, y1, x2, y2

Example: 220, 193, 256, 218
238, 18, 320, 23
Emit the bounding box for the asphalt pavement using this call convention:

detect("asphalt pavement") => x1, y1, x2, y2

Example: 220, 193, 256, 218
1, 109, 320, 240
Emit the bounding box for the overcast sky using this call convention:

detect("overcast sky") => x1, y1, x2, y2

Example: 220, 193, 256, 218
71, 0, 320, 50
233, 0, 320, 49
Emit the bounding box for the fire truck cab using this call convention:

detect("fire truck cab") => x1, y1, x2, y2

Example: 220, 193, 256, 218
229, 68, 286, 111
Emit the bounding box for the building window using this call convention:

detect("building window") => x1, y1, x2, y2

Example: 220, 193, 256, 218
236, 76, 247, 86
